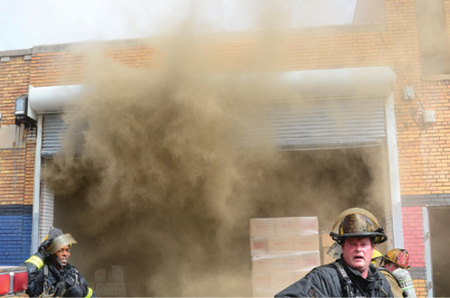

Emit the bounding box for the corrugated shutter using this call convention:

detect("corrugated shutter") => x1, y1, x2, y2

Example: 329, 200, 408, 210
241, 96, 386, 150
41, 114, 68, 158
39, 166, 54, 242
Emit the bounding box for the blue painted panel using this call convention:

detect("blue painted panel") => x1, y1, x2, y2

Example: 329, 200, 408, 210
0, 205, 32, 265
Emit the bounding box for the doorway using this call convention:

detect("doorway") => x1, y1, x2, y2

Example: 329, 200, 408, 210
428, 206, 450, 297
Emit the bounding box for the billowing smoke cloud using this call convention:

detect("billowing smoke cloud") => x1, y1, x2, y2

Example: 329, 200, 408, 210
44, 3, 386, 297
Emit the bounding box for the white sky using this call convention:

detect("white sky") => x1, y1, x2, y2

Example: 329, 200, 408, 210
0, 0, 357, 52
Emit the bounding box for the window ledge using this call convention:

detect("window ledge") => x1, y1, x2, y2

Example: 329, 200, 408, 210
423, 74, 450, 81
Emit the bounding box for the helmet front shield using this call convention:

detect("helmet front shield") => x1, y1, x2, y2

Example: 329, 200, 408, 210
329, 207, 387, 244
46, 233, 77, 254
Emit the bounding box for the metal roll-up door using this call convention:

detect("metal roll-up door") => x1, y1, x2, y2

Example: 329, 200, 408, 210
39, 163, 54, 242
39, 114, 66, 242
241, 96, 386, 150
41, 114, 68, 158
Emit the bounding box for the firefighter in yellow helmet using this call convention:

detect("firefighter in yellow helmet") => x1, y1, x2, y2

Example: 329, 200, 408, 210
22, 227, 95, 298
371, 249, 384, 267
275, 208, 393, 297
379, 249, 417, 298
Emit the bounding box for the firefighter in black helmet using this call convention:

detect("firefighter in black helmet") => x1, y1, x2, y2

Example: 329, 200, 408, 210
275, 208, 394, 297
22, 227, 95, 298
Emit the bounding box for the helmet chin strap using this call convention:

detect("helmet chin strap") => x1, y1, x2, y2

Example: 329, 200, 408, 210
50, 255, 65, 270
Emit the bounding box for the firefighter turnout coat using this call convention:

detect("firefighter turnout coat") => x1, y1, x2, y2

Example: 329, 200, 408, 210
275, 258, 394, 297
23, 252, 95, 298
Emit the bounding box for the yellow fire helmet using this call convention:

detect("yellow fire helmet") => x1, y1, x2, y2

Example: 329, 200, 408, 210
329, 207, 388, 244
371, 249, 383, 266
384, 248, 410, 269
43, 227, 77, 255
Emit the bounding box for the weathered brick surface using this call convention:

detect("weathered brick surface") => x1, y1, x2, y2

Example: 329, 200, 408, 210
402, 207, 425, 267
0, 56, 31, 123
413, 279, 427, 297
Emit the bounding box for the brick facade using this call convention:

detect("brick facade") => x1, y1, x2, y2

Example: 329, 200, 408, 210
0, 53, 33, 264
2, 0, 450, 295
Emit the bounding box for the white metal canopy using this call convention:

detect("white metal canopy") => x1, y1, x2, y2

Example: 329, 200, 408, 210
27, 66, 395, 118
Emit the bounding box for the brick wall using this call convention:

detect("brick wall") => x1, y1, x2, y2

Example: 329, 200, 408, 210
402, 207, 425, 267
30, 43, 156, 87
0, 55, 31, 122
0, 53, 34, 263
413, 279, 427, 297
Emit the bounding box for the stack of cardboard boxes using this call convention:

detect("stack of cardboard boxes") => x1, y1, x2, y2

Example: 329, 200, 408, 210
94, 265, 126, 297
321, 233, 336, 265
320, 232, 388, 265
250, 217, 320, 297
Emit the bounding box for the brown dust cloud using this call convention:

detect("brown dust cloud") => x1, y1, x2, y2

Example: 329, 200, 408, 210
44, 3, 387, 297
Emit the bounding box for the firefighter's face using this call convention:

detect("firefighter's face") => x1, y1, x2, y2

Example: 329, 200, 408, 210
55, 245, 70, 267
341, 237, 374, 277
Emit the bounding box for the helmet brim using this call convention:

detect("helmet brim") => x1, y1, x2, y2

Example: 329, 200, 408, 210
331, 208, 381, 232
46, 233, 77, 254
330, 231, 388, 244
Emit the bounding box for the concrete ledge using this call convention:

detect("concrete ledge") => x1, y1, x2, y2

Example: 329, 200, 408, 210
402, 194, 450, 207
0, 49, 32, 58
409, 267, 427, 280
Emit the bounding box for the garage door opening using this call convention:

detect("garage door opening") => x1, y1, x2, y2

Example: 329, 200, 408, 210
428, 206, 450, 297
50, 145, 390, 297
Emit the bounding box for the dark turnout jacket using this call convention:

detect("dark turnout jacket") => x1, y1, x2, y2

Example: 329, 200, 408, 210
275, 258, 393, 297
22, 252, 95, 298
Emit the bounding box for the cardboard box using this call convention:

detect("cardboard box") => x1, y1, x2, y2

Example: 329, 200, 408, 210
294, 270, 309, 280
116, 282, 127, 297
102, 282, 126, 297
323, 254, 335, 265
94, 268, 107, 283
251, 217, 319, 237
293, 234, 319, 251
267, 237, 295, 252
275, 217, 318, 236
266, 234, 319, 252
321, 233, 335, 247
95, 282, 106, 297
252, 254, 276, 272
270, 271, 296, 291
252, 271, 307, 297
250, 218, 276, 237
252, 287, 275, 298
252, 272, 270, 291
300, 251, 321, 268
253, 251, 320, 272
252, 272, 275, 298
276, 252, 320, 270
110, 265, 125, 282
322, 248, 336, 264
250, 237, 268, 253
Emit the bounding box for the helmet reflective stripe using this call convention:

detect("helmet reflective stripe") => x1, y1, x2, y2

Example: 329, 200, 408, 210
25, 255, 44, 269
